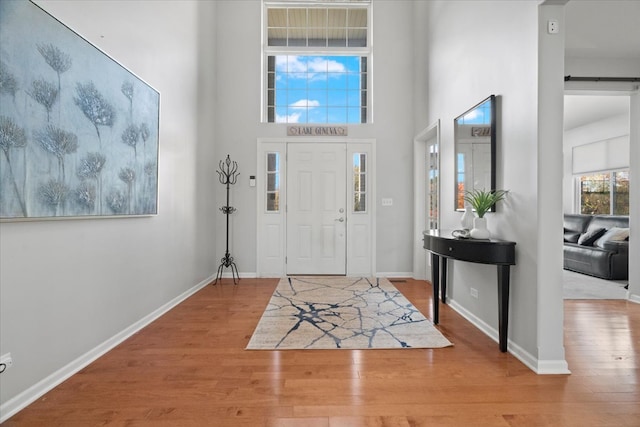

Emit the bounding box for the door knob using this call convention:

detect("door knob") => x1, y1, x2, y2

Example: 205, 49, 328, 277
335, 217, 344, 222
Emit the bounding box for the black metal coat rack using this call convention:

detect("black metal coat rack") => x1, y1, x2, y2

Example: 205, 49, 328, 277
214, 155, 239, 284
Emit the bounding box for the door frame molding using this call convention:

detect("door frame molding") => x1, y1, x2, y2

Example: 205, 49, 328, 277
413, 120, 440, 280
256, 137, 376, 277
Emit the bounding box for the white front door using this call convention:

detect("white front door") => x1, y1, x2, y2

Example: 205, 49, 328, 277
286, 143, 347, 275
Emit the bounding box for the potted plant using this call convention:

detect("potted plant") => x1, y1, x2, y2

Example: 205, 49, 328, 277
464, 189, 509, 218
463, 189, 509, 238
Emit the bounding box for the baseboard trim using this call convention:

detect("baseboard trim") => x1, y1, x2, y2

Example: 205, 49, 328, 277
535, 359, 572, 375
629, 292, 640, 304
377, 272, 414, 278
217, 272, 258, 279
0, 274, 215, 423
447, 299, 570, 375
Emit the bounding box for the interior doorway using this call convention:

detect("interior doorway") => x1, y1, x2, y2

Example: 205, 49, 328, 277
413, 121, 440, 280
562, 93, 632, 297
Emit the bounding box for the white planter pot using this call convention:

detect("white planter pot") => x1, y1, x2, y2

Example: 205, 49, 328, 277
470, 217, 490, 239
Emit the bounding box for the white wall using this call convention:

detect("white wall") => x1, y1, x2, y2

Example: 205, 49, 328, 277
213, 0, 418, 276
423, 0, 567, 371
536, 2, 568, 371
0, 0, 218, 415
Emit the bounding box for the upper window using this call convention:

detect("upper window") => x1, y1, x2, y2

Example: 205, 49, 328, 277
263, 2, 371, 124
267, 6, 367, 48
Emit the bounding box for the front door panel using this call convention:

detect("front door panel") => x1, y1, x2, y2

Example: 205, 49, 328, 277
286, 143, 346, 275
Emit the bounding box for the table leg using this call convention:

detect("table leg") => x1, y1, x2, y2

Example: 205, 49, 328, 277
441, 257, 448, 304
431, 253, 440, 324
497, 264, 511, 352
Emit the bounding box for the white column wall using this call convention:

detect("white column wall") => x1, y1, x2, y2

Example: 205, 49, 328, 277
536, 3, 568, 372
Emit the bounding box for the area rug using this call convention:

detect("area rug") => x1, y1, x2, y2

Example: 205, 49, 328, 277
563, 269, 628, 300
246, 276, 453, 350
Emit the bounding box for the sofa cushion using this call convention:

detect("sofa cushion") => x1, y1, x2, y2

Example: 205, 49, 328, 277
564, 229, 581, 243
588, 215, 629, 231
563, 214, 592, 234
563, 214, 629, 281
595, 227, 630, 248
577, 227, 606, 246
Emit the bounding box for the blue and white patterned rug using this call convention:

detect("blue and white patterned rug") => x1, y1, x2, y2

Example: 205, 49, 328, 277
246, 276, 453, 350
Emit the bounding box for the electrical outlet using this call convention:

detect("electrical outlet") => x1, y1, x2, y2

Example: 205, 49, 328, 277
470, 288, 479, 298
0, 353, 13, 372
548, 19, 559, 34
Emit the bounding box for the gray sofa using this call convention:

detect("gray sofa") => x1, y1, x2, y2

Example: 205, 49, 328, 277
563, 214, 629, 280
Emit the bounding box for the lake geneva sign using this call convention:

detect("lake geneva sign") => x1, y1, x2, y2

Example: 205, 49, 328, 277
287, 126, 348, 136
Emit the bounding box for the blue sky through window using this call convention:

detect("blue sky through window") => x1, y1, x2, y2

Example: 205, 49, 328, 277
273, 55, 364, 124
458, 99, 491, 125
457, 153, 465, 183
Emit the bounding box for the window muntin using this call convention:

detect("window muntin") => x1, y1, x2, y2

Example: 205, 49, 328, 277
264, 3, 370, 124
266, 152, 280, 212
578, 170, 629, 215
353, 153, 366, 212
267, 55, 366, 123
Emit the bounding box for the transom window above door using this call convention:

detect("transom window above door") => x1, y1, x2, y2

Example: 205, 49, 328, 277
263, 2, 371, 124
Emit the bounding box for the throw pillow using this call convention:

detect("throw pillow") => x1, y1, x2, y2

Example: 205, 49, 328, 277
564, 231, 580, 243
577, 228, 606, 246
594, 227, 630, 248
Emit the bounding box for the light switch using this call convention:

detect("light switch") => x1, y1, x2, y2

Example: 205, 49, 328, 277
382, 198, 393, 206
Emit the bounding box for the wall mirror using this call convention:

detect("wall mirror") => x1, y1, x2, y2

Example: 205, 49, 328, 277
454, 95, 496, 211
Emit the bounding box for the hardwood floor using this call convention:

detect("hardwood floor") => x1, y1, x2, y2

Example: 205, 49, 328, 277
4, 278, 639, 426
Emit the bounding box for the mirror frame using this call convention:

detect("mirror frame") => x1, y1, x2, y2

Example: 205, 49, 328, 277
454, 94, 496, 212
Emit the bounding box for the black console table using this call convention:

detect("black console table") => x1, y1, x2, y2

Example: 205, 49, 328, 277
423, 230, 516, 352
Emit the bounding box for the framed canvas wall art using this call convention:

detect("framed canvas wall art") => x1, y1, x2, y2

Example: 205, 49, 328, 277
0, 0, 160, 220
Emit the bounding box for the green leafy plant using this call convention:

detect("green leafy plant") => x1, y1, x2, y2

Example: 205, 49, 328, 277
463, 189, 509, 218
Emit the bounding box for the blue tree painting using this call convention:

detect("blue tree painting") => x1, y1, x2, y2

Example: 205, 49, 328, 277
0, 0, 159, 220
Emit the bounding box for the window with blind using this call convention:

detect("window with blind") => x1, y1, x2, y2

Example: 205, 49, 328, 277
264, 3, 371, 124
572, 137, 630, 215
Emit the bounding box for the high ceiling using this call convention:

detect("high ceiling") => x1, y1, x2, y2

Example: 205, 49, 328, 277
563, 0, 639, 130
564, 95, 629, 130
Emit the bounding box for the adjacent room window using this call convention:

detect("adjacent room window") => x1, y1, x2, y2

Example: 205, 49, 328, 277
578, 170, 629, 215
266, 152, 280, 212
353, 153, 366, 212
264, 3, 370, 124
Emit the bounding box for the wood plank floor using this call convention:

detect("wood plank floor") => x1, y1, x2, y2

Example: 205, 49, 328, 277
4, 278, 639, 426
